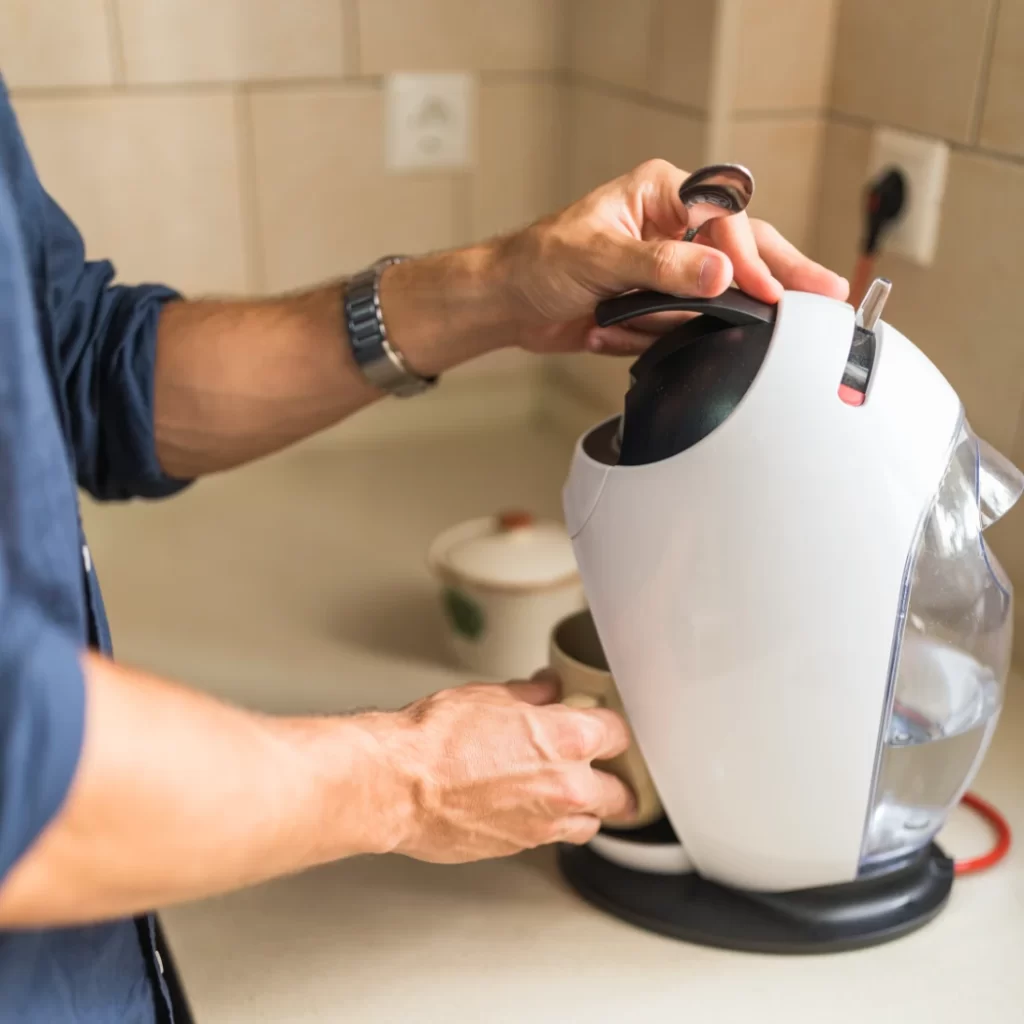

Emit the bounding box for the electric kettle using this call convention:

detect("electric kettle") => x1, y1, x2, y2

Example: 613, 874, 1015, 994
557, 167, 1022, 953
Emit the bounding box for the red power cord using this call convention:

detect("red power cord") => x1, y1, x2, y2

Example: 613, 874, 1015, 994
954, 792, 1013, 875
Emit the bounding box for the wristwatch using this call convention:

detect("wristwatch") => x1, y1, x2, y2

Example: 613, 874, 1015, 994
344, 256, 437, 398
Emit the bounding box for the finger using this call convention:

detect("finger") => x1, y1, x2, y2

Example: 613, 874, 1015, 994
554, 815, 602, 846
703, 213, 783, 304
507, 672, 560, 706
624, 236, 733, 297
554, 706, 632, 761
586, 324, 657, 357
623, 158, 691, 238
751, 219, 849, 300
588, 768, 638, 821
610, 310, 699, 333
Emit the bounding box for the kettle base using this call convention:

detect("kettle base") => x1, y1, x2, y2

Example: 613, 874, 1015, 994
557, 835, 953, 954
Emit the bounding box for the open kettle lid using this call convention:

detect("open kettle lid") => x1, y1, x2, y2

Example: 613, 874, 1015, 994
428, 511, 579, 590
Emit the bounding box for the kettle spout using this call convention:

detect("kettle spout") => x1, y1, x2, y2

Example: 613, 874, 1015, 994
978, 436, 1024, 529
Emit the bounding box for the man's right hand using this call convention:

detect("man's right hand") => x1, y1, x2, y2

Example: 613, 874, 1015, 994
359, 673, 636, 863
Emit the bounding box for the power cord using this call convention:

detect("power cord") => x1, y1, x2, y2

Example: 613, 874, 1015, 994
850, 167, 906, 308
955, 791, 1012, 875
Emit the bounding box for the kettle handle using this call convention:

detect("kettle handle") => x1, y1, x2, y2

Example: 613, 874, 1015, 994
595, 289, 776, 329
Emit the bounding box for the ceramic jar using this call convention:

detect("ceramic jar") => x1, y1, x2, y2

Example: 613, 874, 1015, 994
428, 511, 586, 680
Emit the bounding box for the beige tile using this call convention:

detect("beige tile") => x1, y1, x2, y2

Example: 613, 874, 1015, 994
358, 0, 567, 73
979, 0, 1024, 157
567, 85, 702, 198
831, 0, 996, 142
471, 81, 565, 240
248, 85, 462, 293
116, 0, 345, 84
569, 0, 657, 92
650, 0, 716, 110
567, 86, 649, 196
13, 92, 248, 295
870, 152, 1024, 453
811, 118, 870, 275
0, 0, 115, 88
732, 0, 838, 113
729, 117, 825, 252
646, 107, 708, 172
554, 352, 632, 415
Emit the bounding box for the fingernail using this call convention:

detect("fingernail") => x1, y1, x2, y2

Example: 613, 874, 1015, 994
586, 334, 606, 353
697, 257, 715, 294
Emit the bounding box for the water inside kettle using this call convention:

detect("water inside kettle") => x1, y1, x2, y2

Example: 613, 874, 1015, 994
862, 637, 1001, 867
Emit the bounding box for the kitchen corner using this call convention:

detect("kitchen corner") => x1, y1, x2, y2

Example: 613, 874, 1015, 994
81, 422, 1024, 1024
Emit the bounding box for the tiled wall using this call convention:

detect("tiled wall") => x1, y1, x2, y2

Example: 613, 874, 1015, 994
0, 0, 569, 378
552, 0, 839, 410
815, 0, 1024, 636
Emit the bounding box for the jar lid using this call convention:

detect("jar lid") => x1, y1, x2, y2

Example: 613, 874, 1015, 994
430, 511, 579, 590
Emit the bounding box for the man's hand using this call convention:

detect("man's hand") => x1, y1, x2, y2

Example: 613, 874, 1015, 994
359, 674, 635, 863
496, 158, 849, 357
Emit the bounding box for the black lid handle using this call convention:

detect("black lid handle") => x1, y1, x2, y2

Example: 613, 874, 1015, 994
595, 288, 776, 328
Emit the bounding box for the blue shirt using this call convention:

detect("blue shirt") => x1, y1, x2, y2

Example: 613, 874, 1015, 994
0, 78, 190, 1022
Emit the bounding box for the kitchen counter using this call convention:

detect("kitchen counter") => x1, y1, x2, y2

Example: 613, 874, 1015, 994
81, 426, 1024, 1024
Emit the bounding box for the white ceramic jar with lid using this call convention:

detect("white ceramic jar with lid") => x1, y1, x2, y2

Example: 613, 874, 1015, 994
428, 511, 586, 679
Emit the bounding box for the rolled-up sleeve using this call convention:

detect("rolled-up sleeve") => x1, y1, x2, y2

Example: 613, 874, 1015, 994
41, 218, 189, 501
1, 81, 190, 502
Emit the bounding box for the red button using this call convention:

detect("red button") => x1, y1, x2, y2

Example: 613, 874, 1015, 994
838, 383, 865, 406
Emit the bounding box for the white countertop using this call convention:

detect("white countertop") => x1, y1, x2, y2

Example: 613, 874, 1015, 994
81, 426, 1024, 1024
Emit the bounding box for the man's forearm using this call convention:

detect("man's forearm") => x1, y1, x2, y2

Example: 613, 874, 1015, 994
0, 654, 410, 927
153, 243, 518, 478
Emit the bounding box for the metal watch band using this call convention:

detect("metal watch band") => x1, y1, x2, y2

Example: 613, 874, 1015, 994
344, 256, 436, 398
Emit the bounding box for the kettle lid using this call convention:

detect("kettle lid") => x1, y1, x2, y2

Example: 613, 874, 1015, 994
594, 288, 778, 467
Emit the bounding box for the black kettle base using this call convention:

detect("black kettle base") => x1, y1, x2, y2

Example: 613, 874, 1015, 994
557, 831, 954, 955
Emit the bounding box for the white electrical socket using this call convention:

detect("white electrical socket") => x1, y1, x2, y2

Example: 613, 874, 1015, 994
866, 127, 949, 266
385, 72, 474, 172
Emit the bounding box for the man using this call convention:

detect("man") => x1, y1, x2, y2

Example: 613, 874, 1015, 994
0, 74, 847, 1022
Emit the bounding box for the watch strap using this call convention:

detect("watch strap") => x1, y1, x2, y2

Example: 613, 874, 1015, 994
345, 257, 436, 398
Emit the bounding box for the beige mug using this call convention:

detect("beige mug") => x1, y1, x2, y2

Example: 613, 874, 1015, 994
550, 609, 663, 829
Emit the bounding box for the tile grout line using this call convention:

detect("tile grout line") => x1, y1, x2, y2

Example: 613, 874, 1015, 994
704, 0, 742, 162
646, 0, 666, 105
342, 0, 361, 77
732, 107, 830, 122
6, 70, 558, 102
567, 72, 707, 122
967, 0, 1002, 147
103, 0, 127, 86
828, 108, 1024, 169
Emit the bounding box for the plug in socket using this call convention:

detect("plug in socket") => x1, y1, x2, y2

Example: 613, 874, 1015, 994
866, 127, 949, 266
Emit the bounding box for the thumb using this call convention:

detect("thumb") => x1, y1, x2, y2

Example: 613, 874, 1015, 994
625, 238, 733, 297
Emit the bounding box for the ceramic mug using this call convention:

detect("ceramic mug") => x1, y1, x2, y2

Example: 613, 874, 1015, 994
428, 512, 587, 680
550, 609, 663, 829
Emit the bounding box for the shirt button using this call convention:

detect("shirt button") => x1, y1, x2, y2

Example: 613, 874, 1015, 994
154, 950, 165, 975
82, 544, 92, 574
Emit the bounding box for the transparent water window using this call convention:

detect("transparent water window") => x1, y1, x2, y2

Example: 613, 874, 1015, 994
861, 418, 1022, 868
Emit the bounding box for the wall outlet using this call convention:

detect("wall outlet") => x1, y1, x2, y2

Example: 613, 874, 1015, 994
866, 127, 949, 266
385, 73, 474, 172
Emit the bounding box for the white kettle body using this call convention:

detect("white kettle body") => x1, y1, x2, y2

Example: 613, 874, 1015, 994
559, 280, 1021, 948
